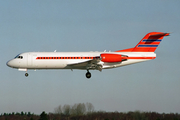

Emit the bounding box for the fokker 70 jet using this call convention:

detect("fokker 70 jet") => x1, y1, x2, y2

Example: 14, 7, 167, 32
7, 32, 169, 78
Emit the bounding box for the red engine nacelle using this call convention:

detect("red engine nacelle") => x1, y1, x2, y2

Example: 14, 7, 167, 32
101, 53, 127, 63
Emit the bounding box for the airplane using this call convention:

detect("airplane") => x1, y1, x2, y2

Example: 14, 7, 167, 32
7, 32, 170, 78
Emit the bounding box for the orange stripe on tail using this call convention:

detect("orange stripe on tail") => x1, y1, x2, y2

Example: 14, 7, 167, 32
116, 32, 170, 52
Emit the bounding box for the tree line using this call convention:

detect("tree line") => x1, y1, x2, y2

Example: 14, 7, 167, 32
54, 102, 94, 116
0, 103, 180, 120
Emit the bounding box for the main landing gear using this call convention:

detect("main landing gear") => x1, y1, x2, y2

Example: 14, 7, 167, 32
25, 73, 29, 77
86, 70, 91, 79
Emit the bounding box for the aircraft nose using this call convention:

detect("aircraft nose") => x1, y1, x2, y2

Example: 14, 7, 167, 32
6, 60, 12, 67
6, 60, 15, 68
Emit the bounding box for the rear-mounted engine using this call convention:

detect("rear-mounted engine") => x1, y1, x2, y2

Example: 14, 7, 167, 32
101, 53, 128, 63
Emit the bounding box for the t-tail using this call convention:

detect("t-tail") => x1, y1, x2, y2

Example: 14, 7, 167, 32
116, 32, 170, 52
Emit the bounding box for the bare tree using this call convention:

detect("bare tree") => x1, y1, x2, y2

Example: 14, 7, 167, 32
70, 103, 86, 116
54, 105, 62, 115
86, 102, 94, 114
76, 103, 86, 115
70, 103, 77, 116
62, 104, 71, 116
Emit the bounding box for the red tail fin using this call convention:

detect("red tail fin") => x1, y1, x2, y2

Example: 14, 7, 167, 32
116, 32, 170, 52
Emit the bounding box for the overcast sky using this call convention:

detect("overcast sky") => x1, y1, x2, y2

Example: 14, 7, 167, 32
1, 0, 180, 114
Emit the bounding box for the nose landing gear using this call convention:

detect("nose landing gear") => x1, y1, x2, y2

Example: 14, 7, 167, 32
25, 73, 29, 77
86, 70, 91, 79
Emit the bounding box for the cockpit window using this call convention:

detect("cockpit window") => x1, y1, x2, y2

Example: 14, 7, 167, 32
15, 54, 20, 58
15, 54, 23, 59
18, 56, 23, 59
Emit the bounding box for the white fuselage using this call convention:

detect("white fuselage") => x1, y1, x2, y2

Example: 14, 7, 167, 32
7, 51, 156, 71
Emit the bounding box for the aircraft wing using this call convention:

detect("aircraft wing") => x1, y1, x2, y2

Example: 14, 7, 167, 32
67, 57, 103, 71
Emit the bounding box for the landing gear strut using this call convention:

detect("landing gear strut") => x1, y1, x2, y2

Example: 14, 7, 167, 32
86, 70, 91, 79
25, 73, 29, 77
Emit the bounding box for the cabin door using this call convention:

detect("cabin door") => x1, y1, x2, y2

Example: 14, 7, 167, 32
27, 53, 32, 66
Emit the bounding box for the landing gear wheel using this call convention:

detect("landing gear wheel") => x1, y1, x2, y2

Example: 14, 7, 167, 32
86, 72, 91, 79
25, 73, 29, 77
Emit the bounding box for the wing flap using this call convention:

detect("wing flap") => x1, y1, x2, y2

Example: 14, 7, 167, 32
67, 58, 102, 71
67, 60, 93, 66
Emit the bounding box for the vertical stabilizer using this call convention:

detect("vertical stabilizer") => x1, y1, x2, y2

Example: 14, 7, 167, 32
116, 32, 170, 52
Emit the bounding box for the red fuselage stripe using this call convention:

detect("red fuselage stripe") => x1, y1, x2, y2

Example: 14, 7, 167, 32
127, 57, 156, 59
36, 56, 155, 60
36, 57, 100, 60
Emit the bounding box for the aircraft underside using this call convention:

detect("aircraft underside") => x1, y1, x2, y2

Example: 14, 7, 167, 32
19, 58, 151, 78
